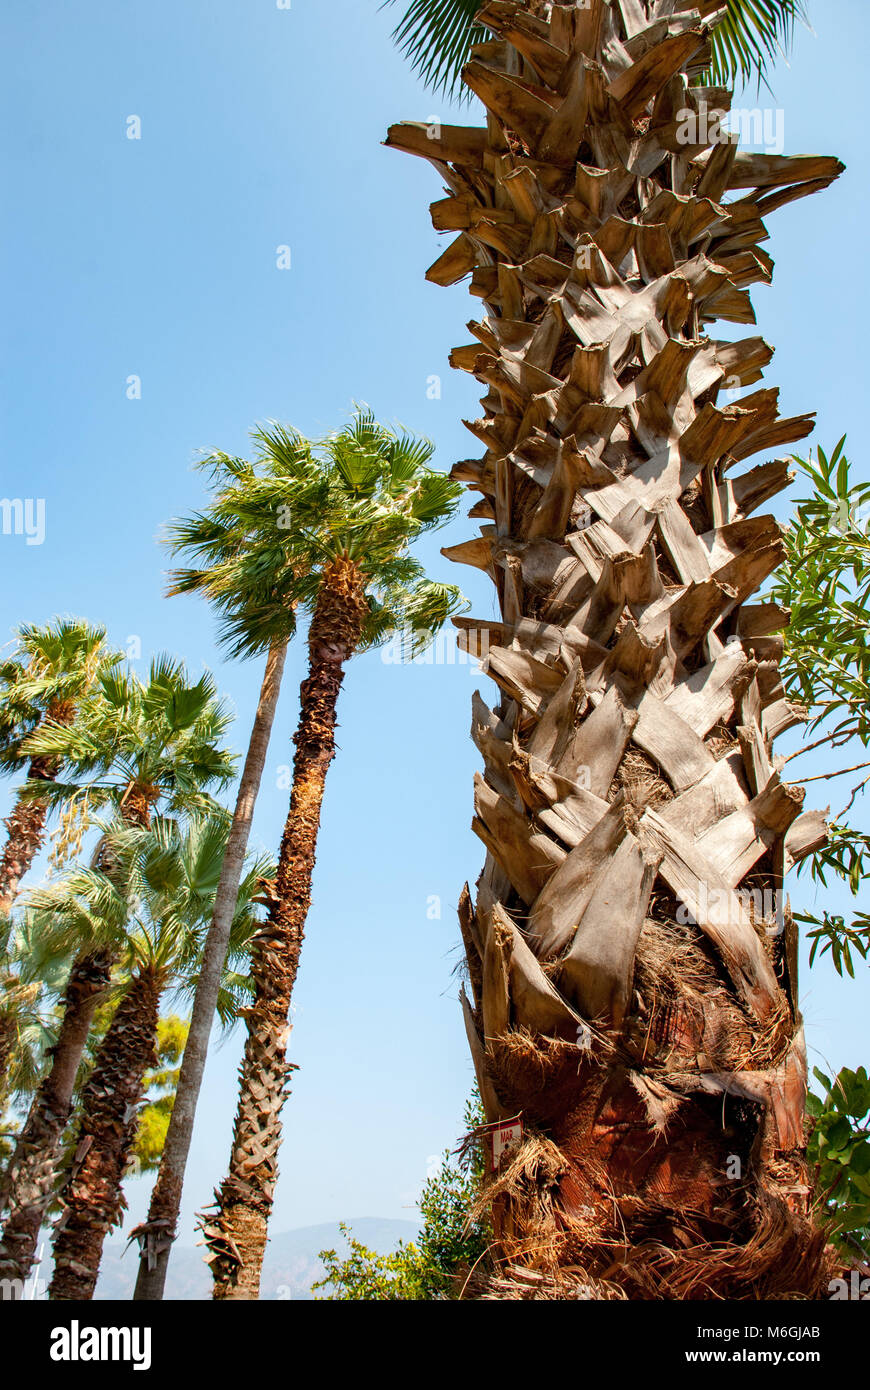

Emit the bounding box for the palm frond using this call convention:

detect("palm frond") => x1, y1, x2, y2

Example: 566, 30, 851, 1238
706, 0, 807, 90
383, 0, 488, 101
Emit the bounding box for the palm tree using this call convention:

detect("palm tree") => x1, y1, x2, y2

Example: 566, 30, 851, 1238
132, 438, 324, 1301
43, 812, 270, 1300
0, 658, 235, 1288
200, 410, 464, 1299
0, 619, 121, 912
385, 0, 843, 1298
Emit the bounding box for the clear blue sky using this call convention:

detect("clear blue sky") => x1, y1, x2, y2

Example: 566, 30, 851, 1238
1, 0, 868, 1284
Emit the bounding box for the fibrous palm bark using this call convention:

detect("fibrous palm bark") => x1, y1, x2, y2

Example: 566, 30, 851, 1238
203, 559, 368, 1300
388, 0, 842, 1299
48, 970, 162, 1301
133, 639, 288, 1301
0, 1020, 12, 1095
0, 738, 72, 915
0, 758, 54, 914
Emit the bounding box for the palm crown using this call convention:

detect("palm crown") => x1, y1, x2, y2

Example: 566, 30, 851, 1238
0, 619, 122, 773
384, 0, 807, 99
165, 409, 466, 659
18, 655, 236, 829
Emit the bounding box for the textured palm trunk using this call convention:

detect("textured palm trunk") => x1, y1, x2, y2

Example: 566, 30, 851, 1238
203, 558, 367, 1300
388, 0, 842, 1299
0, 756, 59, 913
0, 1015, 14, 1097
48, 969, 162, 1301
132, 640, 288, 1301
0, 951, 113, 1291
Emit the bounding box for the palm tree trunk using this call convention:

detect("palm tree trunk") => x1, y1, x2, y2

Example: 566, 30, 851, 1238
203, 558, 367, 1300
0, 756, 57, 913
48, 970, 161, 1301
0, 1016, 14, 1098
0, 951, 112, 1290
131, 640, 288, 1301
387, 0, 843, 1299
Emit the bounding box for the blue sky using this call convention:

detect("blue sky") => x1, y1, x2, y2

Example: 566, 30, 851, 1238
1, 0, 868, 1288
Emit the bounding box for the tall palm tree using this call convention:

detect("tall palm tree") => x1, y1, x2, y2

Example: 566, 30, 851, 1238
200, 410, 464, 1299
0, 619, 121, 912
132, 437, 325, 1301
385, 0, 842, 1298
0, 658, 235, 1288
43, 812, 270, 1301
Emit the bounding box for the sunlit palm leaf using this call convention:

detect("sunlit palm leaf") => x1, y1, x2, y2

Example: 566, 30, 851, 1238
709, 0, 807, 89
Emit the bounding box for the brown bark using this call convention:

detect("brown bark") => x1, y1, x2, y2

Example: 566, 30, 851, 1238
0, 951, 113, 1290
48, 970, 161, 1301
204, 558, 367, 1300
0, 757, 56, 914
132, 640, 288, 1301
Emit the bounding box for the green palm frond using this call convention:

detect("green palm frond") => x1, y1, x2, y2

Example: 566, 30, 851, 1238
384, 0, 488, 101
0, 619, 123, 771
362, 577, 467, 653
1, 908, 73, 1102
22, 811, 270, 1005
708, 0, 807, 89
18, 658, 236, 825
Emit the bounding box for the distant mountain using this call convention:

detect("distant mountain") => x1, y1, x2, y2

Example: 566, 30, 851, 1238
94, 1218, 419, 1300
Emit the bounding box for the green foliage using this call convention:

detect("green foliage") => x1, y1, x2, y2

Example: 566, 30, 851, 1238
796, 910, 870, 979
165, 407, 466, 661
129, 1015, 190, 1176
25, 812, 271, 1015
19, 655, 237, 839
0, 911, 71, 1108
807, 1067, 870, 1259
773, 440, 870, 754
0, 619, 122, 773
314, 1094, 490, 1300
382, 0, 806, 102
706, 1, 807, 90
383, 0, 489, 102
772, 441, 870, 976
